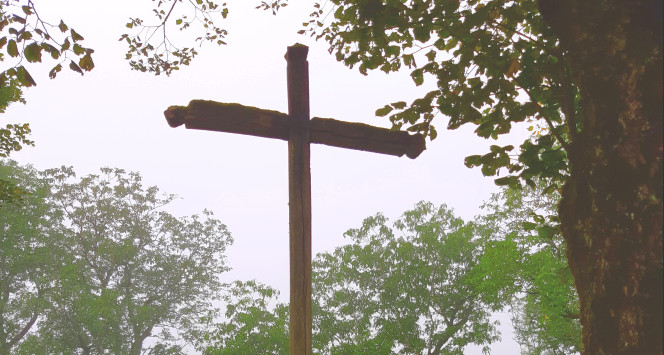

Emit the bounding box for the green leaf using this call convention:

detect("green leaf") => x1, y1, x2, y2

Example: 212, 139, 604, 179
495, 176, 519, 187
11, 15, 26, 25
413, 25, 431, 42
475, 122, 494, 138
403, 54, 415, 68
69, 60, 83, 75
391, 101, 407, 109
522, 221, 538, 231
61, 38, 70, 51
375, 105, 393, 117
464, 155, 482, 167
24, 42, 42, 63
79, 54, 94, 71
41, 43, 60, 59
542, 184, 558, 195
385, 45, 400, 56
73, 43, 85, 55
429, 126, 438, 140
48, 64, 62, 79
537, 225, 557, 240
482, 163, 497, 176
58, 20, 68, 32
411, 68, 424, 86
16, 66, 36, 87
70, 29, 84, 42
19, 31, 32, 41
7, 39, 18, 57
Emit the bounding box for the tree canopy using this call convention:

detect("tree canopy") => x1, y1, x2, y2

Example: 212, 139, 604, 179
313, 202, 499, 354
201, 280, 290, 355
297, 0, 569, 189
0, 161, 233, 354
476, 183, 581, 354
0, 161, 60, 354
203, 190, 580, 354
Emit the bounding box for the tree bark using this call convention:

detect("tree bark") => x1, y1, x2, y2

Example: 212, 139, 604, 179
539, 0, 663, 353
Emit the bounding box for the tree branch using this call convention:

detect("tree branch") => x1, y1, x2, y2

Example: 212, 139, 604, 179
519, 83, 571, 152
163, 0, 180, 26
7, 312, 38, 348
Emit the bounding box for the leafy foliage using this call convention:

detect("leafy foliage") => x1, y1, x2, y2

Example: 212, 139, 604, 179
0, 123, 31, 157
200, 196, 579, 354
0, 122, 33, 204
0, 160, 62, 353
201, 280, 289, 355
312, 202, 499, 354
0, 0, 95, 104
1, 162, 233, 353
38, 166, 233, 353
301, 0, 575, 190
119, 0, 230, 76
475, 183, 581, 354
0, 0, 94, 179
255, 0, 288, 15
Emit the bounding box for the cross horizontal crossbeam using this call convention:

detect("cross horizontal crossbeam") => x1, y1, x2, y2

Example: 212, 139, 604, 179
165, 100, 426, 159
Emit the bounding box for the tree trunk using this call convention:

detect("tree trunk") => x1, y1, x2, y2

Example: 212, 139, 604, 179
539, 0, 663, 353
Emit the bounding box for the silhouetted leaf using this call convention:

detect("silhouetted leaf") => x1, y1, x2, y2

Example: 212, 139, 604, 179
24, 42, 42, 62
7, 39, 18, 57
69, 60, 83, 75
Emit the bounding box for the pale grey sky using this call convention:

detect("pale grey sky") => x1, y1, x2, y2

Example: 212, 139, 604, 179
4, 1, 529, 353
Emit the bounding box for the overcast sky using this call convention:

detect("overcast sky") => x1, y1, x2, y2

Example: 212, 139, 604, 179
4, 1, 531, 353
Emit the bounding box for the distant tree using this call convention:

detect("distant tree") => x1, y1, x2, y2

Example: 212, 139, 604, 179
0, 160, 62, 354
200, 280, 289, 355
201, 204, 497, 354
200, 195, 580, 354
475, 184, 581, 354
312, 202, 499, 355
6, 165, 233, 354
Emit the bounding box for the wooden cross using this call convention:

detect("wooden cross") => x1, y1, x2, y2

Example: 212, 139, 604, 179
164, 44, 425, 354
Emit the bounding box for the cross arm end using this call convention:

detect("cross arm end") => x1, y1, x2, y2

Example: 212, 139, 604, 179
405, 134, 426, 159
164, 106, 187, 128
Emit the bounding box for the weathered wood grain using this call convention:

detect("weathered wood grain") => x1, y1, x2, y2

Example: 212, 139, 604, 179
164, 103, 426, 159
310, 117, 425, 159
286, 44, 312, 355
164, 100, 290, 139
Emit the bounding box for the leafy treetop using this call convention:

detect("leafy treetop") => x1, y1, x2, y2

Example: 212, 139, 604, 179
299, 0, 575, 192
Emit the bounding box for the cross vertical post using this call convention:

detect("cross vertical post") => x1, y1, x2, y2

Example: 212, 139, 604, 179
286, 45, 312, 354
